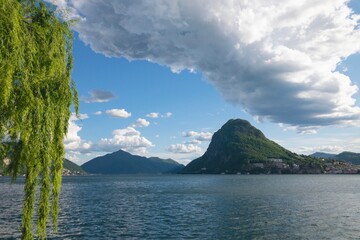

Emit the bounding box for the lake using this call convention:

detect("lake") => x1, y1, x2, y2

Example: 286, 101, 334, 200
1, 175, 360, 239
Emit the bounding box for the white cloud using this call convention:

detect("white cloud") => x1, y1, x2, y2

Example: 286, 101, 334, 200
298, 145, 345, 154
82, 89, 115, 103
168, 144, 202, 154
279, 123, 319, 134
64, 120, 82, 150
162, 112, 173, 118
146, 112, 172, 118
186, 139, 202, 145
70, 113, 89, 121
106, 108, 131, 118
297, 127, 318, 135
132, 118, 150, 128
98, 127, 154, 154
183, 131, 199, 138
94, 111, 102, 115
65, 119, 154, 162
65, 113, 92, 154
54, 0, 360, 129
65, 113, 94, 163
183, 131, 213, 141
275, 126, 360, 155
146, 112, 159, 118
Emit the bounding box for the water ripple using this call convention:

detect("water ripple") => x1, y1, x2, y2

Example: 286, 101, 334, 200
1, 175, 360, 239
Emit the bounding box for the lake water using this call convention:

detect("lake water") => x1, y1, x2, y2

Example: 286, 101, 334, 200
1, 175, 360, 239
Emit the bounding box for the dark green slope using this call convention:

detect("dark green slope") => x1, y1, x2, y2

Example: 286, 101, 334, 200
63, 159, 87, 174
0, 159, 86, 176
310, 152, 336, 159
310, 151, 360, 165
335, 152, 360, 164
183, 119, 314, 174
82, 149, 184, 174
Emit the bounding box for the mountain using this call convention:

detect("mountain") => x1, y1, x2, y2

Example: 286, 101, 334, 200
335, 152, 360, 165
310, 152, 337, 159
310, 152, 360, 165
0, 158, 86, 176
182, 119, 321, 174
82, 149, 184, 174
63, 159, 87, 175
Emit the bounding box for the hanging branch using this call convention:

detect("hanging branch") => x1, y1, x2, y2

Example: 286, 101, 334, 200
0, 0, 78, 239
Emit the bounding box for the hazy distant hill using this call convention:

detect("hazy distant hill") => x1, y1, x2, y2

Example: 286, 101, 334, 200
311, 152, 360, 165
336, 152, 360, 165
183, 119, 321, 174
63, 159, 87, 175
0, 158, 86, 176
82, 149, 184, 174
310, 152, 337, 159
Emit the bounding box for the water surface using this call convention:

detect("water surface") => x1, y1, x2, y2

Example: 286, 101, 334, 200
1, 175, 360, 239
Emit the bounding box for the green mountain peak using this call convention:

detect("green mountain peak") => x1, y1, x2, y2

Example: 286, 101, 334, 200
183, 119, 304, 174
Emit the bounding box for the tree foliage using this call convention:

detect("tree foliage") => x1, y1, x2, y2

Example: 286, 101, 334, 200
0, 0, 77, 239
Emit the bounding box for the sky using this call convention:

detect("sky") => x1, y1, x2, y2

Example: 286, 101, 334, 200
50, 0, 360, 165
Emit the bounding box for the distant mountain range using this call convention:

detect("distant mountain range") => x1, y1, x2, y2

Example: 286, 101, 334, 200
55, 147, 360, 176
182, 119, 322, 174
310, 152, 360, 165
3, 118, 359, 176
82, 149, 184, 174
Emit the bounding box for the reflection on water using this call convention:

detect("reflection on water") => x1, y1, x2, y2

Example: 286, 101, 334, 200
1, 175, 360, 239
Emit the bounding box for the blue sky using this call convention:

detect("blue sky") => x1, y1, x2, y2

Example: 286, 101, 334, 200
55, 0, 360, 165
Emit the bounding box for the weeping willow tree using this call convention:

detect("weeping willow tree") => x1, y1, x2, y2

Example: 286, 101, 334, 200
0, 0, 78, 239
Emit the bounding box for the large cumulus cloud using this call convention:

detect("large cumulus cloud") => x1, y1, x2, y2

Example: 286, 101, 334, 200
55, 0, 360, 129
